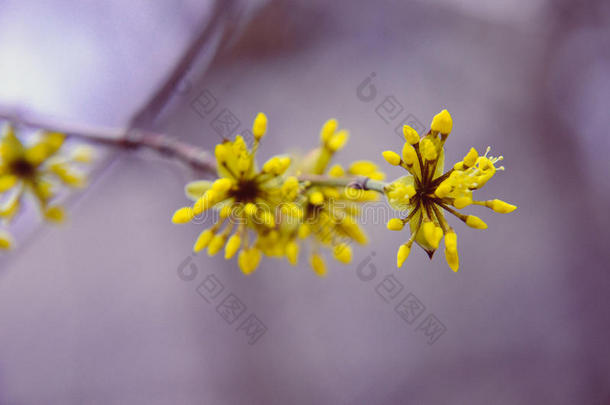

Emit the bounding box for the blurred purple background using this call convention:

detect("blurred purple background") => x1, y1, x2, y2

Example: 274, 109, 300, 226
1, 0, 609, 404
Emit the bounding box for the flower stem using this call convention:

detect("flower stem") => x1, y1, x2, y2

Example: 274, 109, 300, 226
0, 107, 390, 191
0, 107, 217, 175
299, 175, 387, 193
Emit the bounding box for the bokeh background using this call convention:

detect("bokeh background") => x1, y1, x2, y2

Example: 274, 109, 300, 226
1, 0, 609, 404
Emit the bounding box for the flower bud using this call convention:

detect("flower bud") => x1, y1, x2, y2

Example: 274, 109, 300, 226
382, 150, 401, 166
320, 118, 338, 143
466, 215, 487, 229
397, 244, 411, 268
402, 125, 420, 144
387, 218, 405, 231
252, 112, 268, 140
430, 109, 453, 134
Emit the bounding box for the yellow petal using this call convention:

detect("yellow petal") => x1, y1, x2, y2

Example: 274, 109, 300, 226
252, 112, 268, 140
286, 241, 299, 265
211, 178, 233, 193
298, 224, 311, 239
444, 231, 457, 252
259, 209, 275, 227
328, 164, 345, 177
219, 205, 233, 219
239, 248, 261, 275
224, 233, 241, 259
430, 109, 453, 134
402, 143, 417, 165
489, 199, 517, 214
194, 229, 214, 252
402, 125, 420, 144
327, 130, 349, 152
0, 195, 20, 219
453, 197, 472, 209
0, 124, 25, 161
466, 215, 487, 229
422, 221, 437, 247
193, 190, 217, 215
382, 150, 401, 166
71, 146, 94, 163
463, 147, 478, 167
397, 244, 411, 268
207, 235, 226, 256
214, 143, 230, 164
310, 253, 327, 277
48, 163, 86, 188
348, 160, 378, 175
24, 143, 51, 166
41, 132, 66, 152
320, 119, 338, 143
172, 207, 194, 224
277, 157, 291, 174
309, 191, 324, 205
387, 218, 404, 231
44, 206, 65, 223
0, 230, 14, 250
420, 138, 438, 161
435, 182, 452, 198
333, 243, 352, 264
185, 180, 213, 201
262, 157, 281, 173
244, 203, 258, 217
0, 175, 18, 192
445, 248, 459, 272
281, 176, 300, 200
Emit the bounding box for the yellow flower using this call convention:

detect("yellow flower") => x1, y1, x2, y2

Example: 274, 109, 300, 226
288, 118, 381, 276
382, 109, 516, 272
172, 113, 300, 275
0, 229, 13, 250
0, 124, 92, 230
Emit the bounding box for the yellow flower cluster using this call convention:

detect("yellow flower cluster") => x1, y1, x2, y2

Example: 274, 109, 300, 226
172, 114, 381, 276
382, 109, 516, 272
291, 119, 382, 276
0, 124, 92, 249
172, 113, 297, 274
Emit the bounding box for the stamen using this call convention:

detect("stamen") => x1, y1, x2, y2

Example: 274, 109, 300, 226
401, 205, 420, 223
397, 213, 422, 268
431, 204, 450, 233
438, 202, 469, 223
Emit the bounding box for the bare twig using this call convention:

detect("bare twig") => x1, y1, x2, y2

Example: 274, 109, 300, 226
0, 107, 217, 175
299, 174, 387, 193
129, 1, 235, 128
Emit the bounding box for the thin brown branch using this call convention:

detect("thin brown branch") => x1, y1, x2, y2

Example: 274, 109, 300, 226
298, 174, 387, 193
0, 107, 217, 175
129, 1, 235, 128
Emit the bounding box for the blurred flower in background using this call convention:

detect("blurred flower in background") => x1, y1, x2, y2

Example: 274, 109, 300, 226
0, 125, 93, 230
